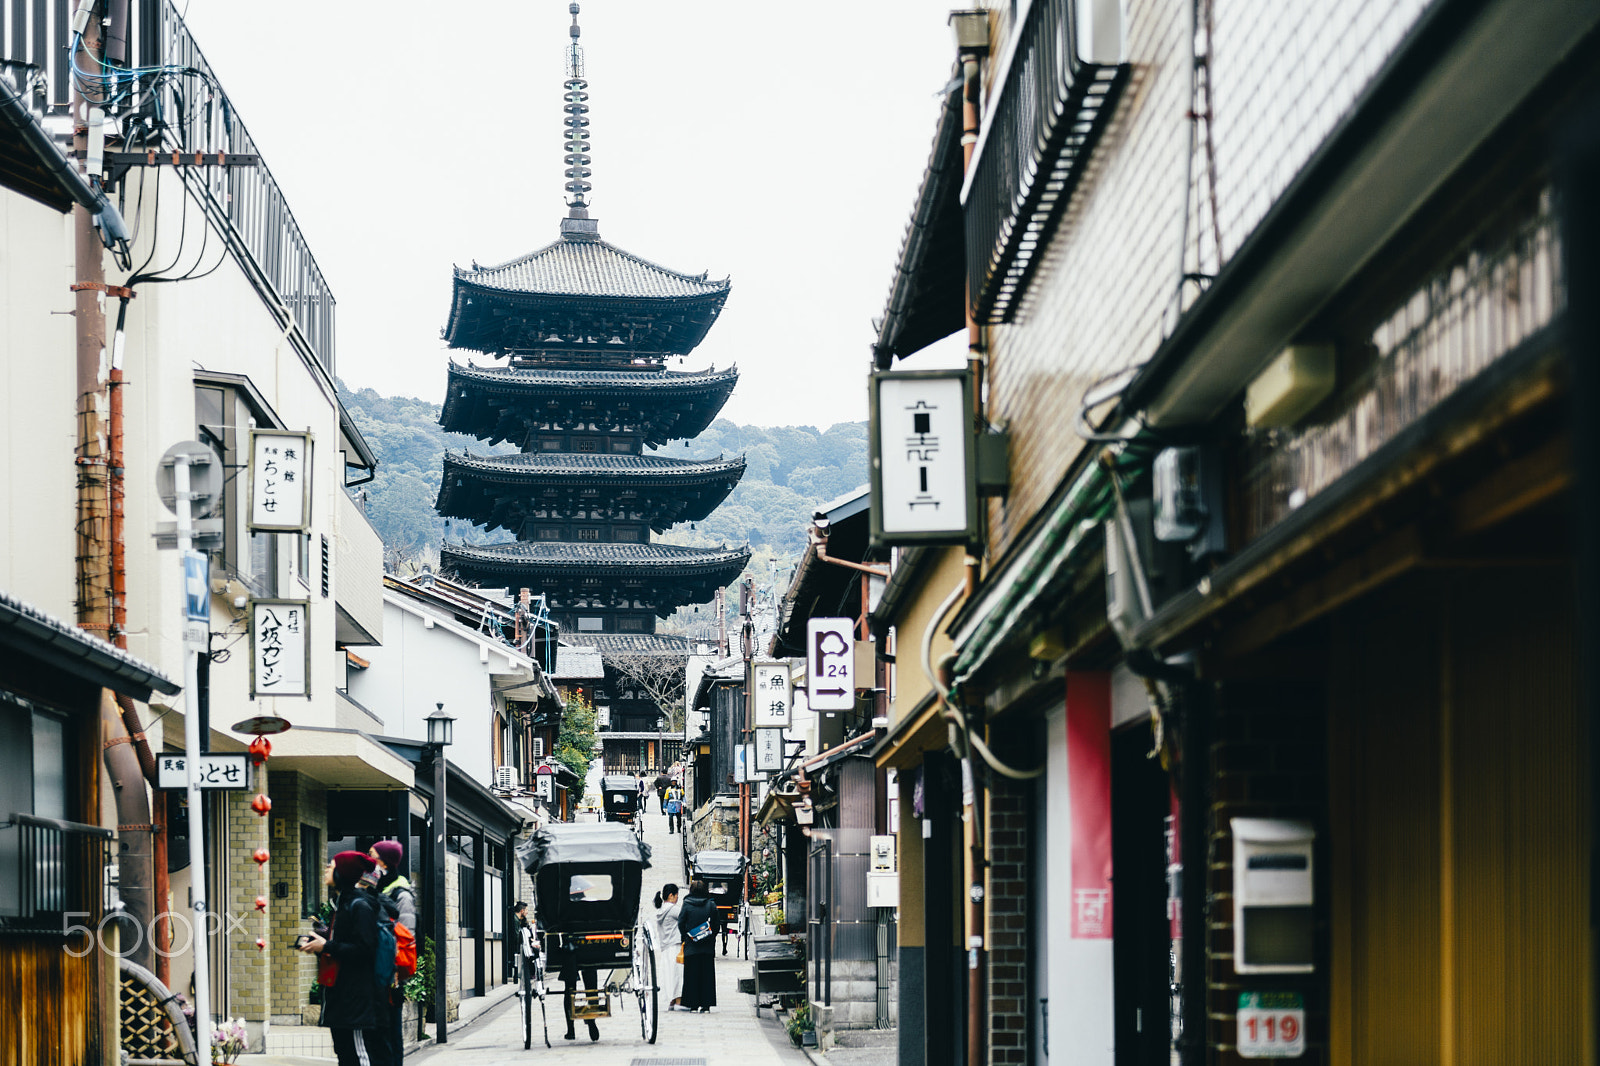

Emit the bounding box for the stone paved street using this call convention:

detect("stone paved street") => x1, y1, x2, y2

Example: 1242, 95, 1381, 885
411, 801, 811, 1066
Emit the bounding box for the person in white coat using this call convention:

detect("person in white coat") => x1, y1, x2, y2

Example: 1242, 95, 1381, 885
653, 884, 684, 1010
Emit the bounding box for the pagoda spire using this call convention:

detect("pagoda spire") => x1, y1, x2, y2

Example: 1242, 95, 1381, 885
560, 2, 599, 239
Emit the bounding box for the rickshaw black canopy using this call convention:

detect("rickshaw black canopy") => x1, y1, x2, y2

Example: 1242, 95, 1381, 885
689, 850, 746, 877
519, 823, 652, 935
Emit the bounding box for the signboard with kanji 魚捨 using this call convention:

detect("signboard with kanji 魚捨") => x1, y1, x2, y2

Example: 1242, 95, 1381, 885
752, 660, 792, 727
249, 429, 312, 531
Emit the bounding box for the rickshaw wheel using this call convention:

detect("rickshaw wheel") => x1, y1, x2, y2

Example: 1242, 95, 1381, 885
634, 929, 658, 1043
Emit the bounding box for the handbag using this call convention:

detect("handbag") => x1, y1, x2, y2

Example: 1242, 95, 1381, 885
676, 944, 685, 964
686, 919, 713, 942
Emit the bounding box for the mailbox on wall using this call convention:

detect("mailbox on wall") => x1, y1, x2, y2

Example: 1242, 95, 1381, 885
1231, 818, 1315, 974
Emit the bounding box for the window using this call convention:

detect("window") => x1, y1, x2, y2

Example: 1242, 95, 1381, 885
576, 438, 599, 453
300, 825, 322, 918
296, 534, 311, 589
619, 617, 645, 632
611, 440, 632, 453
538, 528, 562, 541
577, 528, 600, 542
615, 529, 640, 543
0, 698, 71, 919
566, 873, 613, 901
540, 438, 563, 451
578, 617, 605, 632
194, 378, 282, 598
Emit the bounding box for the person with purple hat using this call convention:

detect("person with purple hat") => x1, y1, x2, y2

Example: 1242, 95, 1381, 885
369, 840, 415, 1063
299, 851, 391, 1065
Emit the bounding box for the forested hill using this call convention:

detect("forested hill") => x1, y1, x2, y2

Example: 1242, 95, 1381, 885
338, 380, 869, 570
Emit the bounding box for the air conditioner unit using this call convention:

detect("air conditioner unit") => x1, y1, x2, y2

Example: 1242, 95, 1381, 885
495, 765, 518, 791
530, 738, 545, 758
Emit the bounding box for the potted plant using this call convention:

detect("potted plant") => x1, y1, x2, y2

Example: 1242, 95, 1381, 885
210, 1018, 248, 1064
405, 938, 437, 1029
785, 1000, 815, 1048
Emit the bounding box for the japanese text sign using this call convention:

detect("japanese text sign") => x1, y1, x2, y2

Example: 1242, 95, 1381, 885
752, 660, 792, 727
249, 429, 312, 531
869, 370, 976, 546
806, 617, 854, 711
755, 728, 785, 772
158, 753, 249, 790
250, 599, 310, 698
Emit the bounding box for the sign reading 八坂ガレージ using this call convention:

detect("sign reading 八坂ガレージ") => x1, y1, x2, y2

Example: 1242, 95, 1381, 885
249, 429, 312, 531
806, 617, 854, 711
1236, 992, 1305, 1059
869, 369, 976, 546
250, 600, 310, 698
752, 660, 792, 727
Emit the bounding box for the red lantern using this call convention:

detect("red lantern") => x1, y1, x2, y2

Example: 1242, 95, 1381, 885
255, 937, 266, 951
251, 793, 272, 816
249, 735, 272, 765
254, 896, 267, 911
253, 848, 270, 866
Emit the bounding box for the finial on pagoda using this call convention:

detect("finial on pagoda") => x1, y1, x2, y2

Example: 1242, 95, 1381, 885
560, 2, 601, 240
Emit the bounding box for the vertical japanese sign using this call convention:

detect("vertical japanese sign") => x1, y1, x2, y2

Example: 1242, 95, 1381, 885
250, 600, 310, 697
752, 660, 792, 727
805, 617, 855, 711
249, 429, 312, 531
755, 728, 785, 772
1067, 671, 1112, 939
869, 370, 976, 545
182, 549, 210, 651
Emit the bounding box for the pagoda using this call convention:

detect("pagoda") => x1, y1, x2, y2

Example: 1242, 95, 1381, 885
435, 2, 749, 655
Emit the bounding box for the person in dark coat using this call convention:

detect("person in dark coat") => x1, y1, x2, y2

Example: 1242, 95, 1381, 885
370, 840, 415, 1065
301, 851, 391, 1066
676, 879, 718, 1012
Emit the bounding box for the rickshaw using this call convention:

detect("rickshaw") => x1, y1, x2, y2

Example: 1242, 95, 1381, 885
687, 849, 749, 958
517, 822, 659, 1048
600, 774, 644, 834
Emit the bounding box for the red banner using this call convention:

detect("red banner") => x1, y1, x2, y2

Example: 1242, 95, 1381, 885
1067, 671, 1112, 939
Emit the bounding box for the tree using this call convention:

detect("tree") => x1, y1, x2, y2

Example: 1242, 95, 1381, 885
555, 693, 597, 802
604, 651, 689, 731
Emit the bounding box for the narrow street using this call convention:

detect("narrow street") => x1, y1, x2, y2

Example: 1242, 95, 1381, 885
412, 802, 811, 1066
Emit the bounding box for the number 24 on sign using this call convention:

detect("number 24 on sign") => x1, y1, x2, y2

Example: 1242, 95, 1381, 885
1237, 992, 1304, 1059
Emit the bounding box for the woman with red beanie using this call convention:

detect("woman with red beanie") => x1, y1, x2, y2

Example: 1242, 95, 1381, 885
299, 850, 391, 1066
368, 839, 415, 1064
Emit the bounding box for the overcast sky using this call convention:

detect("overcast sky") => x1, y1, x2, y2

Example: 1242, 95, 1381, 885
178, 0, 968, 430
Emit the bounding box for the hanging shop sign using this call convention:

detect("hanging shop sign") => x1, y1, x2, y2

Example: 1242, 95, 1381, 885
755, 728, 785, 772
157, 753, 249, 790
752, 660, 792, 727
250, 599, 310, 698
806, 617, 855, 711
868, 369, 977, 546
248, 429, 313, 532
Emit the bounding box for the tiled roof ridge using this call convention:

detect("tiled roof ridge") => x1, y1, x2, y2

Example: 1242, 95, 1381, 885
442, 541, 751, 566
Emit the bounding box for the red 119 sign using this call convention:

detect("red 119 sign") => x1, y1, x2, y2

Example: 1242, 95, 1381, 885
1236, 992, 1305, 1059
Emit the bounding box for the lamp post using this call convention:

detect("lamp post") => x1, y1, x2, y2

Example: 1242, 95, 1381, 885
426, 703, 455, 1044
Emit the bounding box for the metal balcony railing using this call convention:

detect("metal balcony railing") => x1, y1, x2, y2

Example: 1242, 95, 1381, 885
0, 0, 336, 374
0, 812, 112, 935
963, 0, 1128, 324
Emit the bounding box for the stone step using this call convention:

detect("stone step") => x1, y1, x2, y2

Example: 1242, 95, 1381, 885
261, 1024, 335, 1056
833, 1028, 898, 1048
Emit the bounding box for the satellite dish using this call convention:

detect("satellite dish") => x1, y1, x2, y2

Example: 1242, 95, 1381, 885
156, 441, 224, 519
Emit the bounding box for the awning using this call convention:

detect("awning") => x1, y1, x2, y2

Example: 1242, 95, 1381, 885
0, 589, 179, 702
872, 82, 967, 368
872, 693, 949, 771
259, 726, 414, 789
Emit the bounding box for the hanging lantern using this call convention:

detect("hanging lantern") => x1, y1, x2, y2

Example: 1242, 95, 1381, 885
248, 735, 272, 766
251, 793, 272, 816
254, 896, 267, 911
252, 848, 270, 866
255, 938, 266, 951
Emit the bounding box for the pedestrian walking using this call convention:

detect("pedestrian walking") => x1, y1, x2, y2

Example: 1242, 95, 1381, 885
299, 851, 392, 1066
654, 771, 671, 811
665, 785, 683, 834
368, 841, 416, 1065
653, 884, 684, 1010
677, 879, 718, 1012
637, 774, 650, 813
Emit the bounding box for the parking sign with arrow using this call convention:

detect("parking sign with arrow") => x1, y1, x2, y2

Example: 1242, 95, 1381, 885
806, 617, 855, 710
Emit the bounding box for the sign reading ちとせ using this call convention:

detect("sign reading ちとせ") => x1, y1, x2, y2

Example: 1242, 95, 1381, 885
249, 429, 312, 531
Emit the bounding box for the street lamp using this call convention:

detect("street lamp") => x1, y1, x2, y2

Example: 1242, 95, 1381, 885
426, 702, 454, 1044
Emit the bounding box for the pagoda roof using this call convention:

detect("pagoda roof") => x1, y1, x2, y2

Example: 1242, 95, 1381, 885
439, 362, 738, 446
444, 234, 731, 356
436, 452, 745, 531
441, 541, 752, 598
573, 633, 692, 656
455, 237, 730, 300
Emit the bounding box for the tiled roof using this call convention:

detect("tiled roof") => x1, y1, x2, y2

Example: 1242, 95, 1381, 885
0, 588, 180, 697
442, 451, 745, 479
441, 541, 750, 571
455, 237, 730, 300
550, 643, 607, 680
572, 633, 693, 655
447, 363, 738, 392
